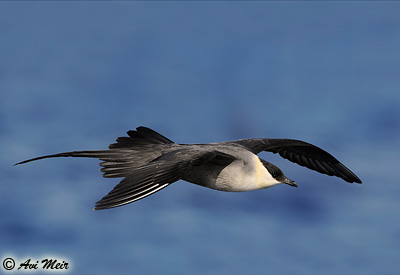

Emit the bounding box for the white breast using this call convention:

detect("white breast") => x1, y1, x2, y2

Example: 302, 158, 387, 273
215, 154, 281, 192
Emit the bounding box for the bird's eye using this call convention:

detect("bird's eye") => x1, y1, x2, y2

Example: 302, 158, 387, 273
271, 171, 277, 178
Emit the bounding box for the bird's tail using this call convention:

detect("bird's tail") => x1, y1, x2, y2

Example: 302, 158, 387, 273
14, 150, 112, 166
14, 126, 176, 167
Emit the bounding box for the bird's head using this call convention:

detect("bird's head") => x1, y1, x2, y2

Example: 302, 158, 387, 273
260, 159, 297, 188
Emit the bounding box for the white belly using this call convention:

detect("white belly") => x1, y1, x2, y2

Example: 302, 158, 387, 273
182, 149, 281, 192
214, 155, 279, 192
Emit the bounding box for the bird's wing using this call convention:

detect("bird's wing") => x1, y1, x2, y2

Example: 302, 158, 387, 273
94, 150, 236, 210
231, 138, 362, 183
94, 162, 181, 210
108, 126, 175, 149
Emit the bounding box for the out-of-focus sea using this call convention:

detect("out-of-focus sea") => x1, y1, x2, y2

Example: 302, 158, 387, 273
1, 2, 399, 274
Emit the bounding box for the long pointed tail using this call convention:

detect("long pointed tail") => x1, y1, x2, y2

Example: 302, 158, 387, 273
14, 150, 111, 166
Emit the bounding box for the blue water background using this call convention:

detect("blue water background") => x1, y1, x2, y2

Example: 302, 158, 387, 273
1, 2, 400, 274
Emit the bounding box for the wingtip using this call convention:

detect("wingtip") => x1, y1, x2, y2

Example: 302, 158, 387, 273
93, 203, 107, 210
93, 204, 104, 211
93, 200, 110, 211
349, 171, 362, 184
347, 175, 362, 184
93, 205, 110, 211
93, 202, 102, 211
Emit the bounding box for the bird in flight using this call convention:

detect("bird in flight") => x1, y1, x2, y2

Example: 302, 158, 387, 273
15, 127, 362, 210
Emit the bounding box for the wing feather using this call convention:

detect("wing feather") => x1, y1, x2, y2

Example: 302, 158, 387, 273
231, 138, 362, 183
94, 150, 235, 210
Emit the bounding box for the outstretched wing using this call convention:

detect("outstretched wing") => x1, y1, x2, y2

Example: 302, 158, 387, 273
94, 162, 182, 210
108, 126, 175, 149
94, 150, 235, 210
231, 138, 362, 184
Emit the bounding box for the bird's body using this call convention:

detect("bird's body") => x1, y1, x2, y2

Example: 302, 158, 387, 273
179, 144, 283, 192
15, 127, 362, 210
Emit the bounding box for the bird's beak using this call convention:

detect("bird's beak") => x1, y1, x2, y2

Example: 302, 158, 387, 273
283, 178, 297, 188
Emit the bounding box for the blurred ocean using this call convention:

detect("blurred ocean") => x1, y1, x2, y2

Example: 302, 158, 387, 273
1, 2, 399, 274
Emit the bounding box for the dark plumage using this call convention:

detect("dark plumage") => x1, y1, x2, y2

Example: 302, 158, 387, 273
15, 127, 362, 210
